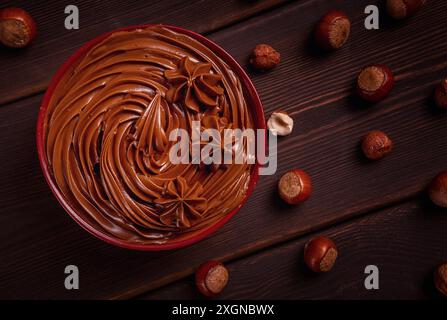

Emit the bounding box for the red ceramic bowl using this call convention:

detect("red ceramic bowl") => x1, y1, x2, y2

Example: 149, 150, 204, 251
36, 24, 265, 251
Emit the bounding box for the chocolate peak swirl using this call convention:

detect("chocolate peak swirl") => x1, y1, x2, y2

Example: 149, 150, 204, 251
165, 56, 224, 112
43, 26, 254, 244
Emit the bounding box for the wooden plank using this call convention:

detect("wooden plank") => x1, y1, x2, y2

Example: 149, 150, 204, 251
0, 0, 289, 105
1, 0, 447, 299
141, 199, 447, 299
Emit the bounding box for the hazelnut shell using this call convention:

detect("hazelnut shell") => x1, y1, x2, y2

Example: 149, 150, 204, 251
278, 169, 312, 205
434, 80, 447, 109
195, 260, 229, 297
387, 0, 426, 20
434, 263, 447, 298
314, 10, 351, 50
304, 236, 338, 273
0, 7, 36, 48
428, 171, 447, 208
357, 64, 395, 103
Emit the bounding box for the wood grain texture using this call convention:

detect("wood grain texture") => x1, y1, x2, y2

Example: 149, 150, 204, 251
0, 0, 447, 299
0, 0, 289, 105
141, 199, 447, 300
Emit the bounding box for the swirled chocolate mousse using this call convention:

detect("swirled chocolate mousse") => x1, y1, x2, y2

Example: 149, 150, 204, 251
44, 26, 255, 244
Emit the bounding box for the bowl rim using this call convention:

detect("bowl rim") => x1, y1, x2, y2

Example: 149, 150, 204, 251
36, 24, 265, 251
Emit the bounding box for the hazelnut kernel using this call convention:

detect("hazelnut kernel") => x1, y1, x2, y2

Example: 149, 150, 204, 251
361, 130, 393, 160
428, 171, 447, 208
267, 110, 294, 136
304, 236, 338, 273
249, 44, 280, 71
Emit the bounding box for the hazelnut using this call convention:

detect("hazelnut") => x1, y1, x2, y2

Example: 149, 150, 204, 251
361, 130, 393, 160
195, 260, 229, 297
304, 236, 338, 273
434, 79, 447, 110
249, 44, 280, 71
387, 0, 426, 20
267, 110, 294, 136
0, 7, 36, 48
434, 263, 447, 298
357, 64, 395, 103
314, 10, 351, 50
428, 171, 447, 208
278, 169, 312, 205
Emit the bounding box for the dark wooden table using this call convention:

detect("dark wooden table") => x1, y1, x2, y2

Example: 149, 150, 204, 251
1, 0, 446, 300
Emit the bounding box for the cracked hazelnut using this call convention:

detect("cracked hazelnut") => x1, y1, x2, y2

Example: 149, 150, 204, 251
434, 79, 447, 110
387, 0, 426, 20
249, 44, 280, 71
0, 7, 36, 48
314, 10, 351, 50
361, 130, 393, 160
435, 263, 447, 298
428, 171, 447, 208
304, 236, 338, 273
195, 260, 229, 297
278, 169, 312, 205
357, 64, 394, 103
267, 110, 294, 136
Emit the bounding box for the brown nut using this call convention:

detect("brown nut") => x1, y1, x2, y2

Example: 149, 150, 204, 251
357, 64, 395, 103
249, 44, 280, 71
267, 110, 294, 136
304, 236, 338, 273
387, 0, 426, 20
278, 169, 312, 205
361, 130, 393, 160
434, 263, 447, 298
195, 260, 229, 297
0, 7, 36, 48
314, 10, 351, 50
428, 171, 447, 208
434, 79, 447, 110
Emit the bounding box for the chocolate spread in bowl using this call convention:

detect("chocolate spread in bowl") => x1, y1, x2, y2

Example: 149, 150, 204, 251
43, 26, 255, 245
